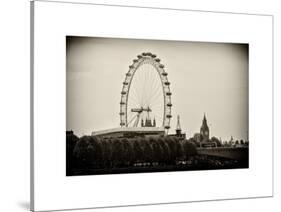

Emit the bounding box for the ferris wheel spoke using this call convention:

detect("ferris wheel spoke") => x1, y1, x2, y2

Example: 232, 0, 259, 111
150, 103, 164, 110
154, 113, 163, 120
153, 114, 164, 126
130, 78, 143, 106
128, 99, 139, 109
148, 88, 164, 107
141, 67, 149, 105
145, 71, 152, 105
148, 84, 162, 103
145, 76, 162, 106
129, 89, 141, 106
149, 71, 160, 93
152, 105, 163, 114
127, 114, 139, 126
146, 81, 160, 105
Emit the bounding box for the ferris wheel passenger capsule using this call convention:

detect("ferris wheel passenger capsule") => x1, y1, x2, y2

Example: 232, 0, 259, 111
164, 82, 170, 86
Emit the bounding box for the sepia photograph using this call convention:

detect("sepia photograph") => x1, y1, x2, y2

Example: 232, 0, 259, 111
28, 1, 273, 210
66, 36, 249, 176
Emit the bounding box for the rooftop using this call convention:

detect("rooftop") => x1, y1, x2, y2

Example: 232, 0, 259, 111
92, 127, 165, 136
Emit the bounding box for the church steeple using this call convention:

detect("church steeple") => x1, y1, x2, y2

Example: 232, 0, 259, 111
200, 113, 209, 141
176, 115, 182, 135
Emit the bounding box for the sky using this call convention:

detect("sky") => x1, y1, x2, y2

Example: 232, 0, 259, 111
66, 36, 248, 141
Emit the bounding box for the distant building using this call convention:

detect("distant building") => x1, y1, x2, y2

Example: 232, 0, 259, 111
193, 114, 216, 148
141, 117, 156, 127
228, 136, 235, 146
168, 115, 186, 140
193, 133, 202, 143
200, 113, 210, 141
92, 127, 165, 139
193, 114, 210, 142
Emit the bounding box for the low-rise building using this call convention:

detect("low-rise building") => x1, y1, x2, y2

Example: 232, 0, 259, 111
92, 127, 165, 139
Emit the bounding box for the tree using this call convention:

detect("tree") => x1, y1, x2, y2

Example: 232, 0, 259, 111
133, 137, 143, 164
66, 131, 79, 175
150, 137, 163, 165
101, 138, 113, 168
111, 138, 125, 167
183, 140, 197, 159
173, 137, 184, 160
121, 138, 134, 166
73, 135, 103, 167
188, 137, 200, 147
211, 136, 222, 147
66, 131, 79, 156
158, 137, 171, 165
165, 136, 177, 164
142, 137, 153, 166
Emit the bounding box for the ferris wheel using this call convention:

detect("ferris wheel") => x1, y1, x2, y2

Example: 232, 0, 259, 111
119, 52, 172, 131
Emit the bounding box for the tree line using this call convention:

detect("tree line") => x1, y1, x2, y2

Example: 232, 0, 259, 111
66, 132, 197, 171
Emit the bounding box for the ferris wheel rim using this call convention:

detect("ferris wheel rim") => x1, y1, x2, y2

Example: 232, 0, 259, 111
119, 52, 172, 130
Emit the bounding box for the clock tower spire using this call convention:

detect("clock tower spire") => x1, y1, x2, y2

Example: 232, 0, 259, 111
200, 113, 209, 141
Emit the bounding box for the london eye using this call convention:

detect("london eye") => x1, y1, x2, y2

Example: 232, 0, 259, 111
119, 52, 172, 131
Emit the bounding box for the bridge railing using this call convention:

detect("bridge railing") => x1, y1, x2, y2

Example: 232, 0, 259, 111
197, 146, 249, 161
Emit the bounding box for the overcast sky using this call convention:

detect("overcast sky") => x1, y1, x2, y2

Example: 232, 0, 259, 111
66, 36, 248, 141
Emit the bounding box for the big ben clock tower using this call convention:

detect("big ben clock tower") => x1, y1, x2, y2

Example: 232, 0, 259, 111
200, 113, 209, 141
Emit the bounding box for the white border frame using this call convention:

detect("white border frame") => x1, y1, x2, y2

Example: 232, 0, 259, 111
31, 1, 273, 211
